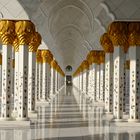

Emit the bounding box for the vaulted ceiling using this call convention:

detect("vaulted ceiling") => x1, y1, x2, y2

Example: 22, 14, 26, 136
0, 0, 140, 72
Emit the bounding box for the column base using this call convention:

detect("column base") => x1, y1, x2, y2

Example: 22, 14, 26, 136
11, 110, 18, 118
111, 118, 125, 122
28, 112, 38, 120
0, 117, 13, 121
0, 120, 30, 127
128, 119, 140, 122
40, 99, 48, 102
28, 110, 37, 114
93, 101, 105, 106
36, 101, 49, 106
104, 112, 113, 116
16, 117, 29, 121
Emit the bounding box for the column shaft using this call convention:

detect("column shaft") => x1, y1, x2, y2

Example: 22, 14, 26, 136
129, 47, 140, 121
96, 65, 100, 101
50, 68, 55, 98
113, 47, 124, 120
28, 52, 36, 112
17, 45, 28, 120
99, 63, 104, 101
42, 63, 49, 101
38, 63, 42, 100
105, 53, 113, 113
35, 62, 39, 101
1, 45, 12, 119
13, 52, 19, 114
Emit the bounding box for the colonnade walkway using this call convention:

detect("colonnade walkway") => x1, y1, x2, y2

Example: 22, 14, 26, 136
0, 86, 140, 140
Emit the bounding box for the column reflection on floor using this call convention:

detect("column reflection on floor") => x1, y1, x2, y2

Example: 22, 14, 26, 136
1, 86, 140, 140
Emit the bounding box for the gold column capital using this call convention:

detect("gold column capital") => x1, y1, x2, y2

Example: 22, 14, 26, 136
86, 52, 92, 65
15, 20, 35, 46
0, 20, 15, 45
41, 50, 53, 64
128, 22, 140, 47
88, 50, 100, 64
29, 32, 42, 52
82, 60, 89, 71
36, 50, 42, 63
56, 65, 60, 72
99, 51, 105, 64
108, 21, 128, 52
13, 38, 19, 52
100, 33, 114, 53
51, 59, 58, 69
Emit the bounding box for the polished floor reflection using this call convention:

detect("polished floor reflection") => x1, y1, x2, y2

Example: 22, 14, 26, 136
0, 86, 140, 140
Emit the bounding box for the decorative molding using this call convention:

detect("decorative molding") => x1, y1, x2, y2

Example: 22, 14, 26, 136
53, 24, 85, 41
48, 0, 93, 31
100, 2, 115, 21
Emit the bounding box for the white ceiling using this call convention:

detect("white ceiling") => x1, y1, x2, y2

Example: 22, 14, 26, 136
0, 0, 140, 72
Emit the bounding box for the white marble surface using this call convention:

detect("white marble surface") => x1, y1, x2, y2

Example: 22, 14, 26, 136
0, 86, 140, 140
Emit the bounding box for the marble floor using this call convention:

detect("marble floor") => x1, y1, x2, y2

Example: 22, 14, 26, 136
0, 86, 140, 140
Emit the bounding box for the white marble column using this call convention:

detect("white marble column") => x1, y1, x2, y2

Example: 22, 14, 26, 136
17, 44, 29, 120
79, 73, 82, 91
99, 63, 104, 102
41, 50, 53, 102
99, 52, 105, 102
104, 53, 113, 113
13, 41, 19, 116
0, 54, 2, 97
82, 60, 89, 95
50, 60, 57, 98
108, 22, 127, 121
0, 20, 15, 120
128, 47, 140, 121
124, 60, 130, 113
11, 47, 15, 102
81, 71, 83, 92
11, 59, 15, 111
55, 70, 58, 94
113, 47, 125, 120
38, 51, 43, 101
86, 51, 98, 101
42, 59, 49, 101
100, 33, 114, 113
50, 67, 55, 97
35, 50, 42, 101
91, 63, 97, 101
28, 32, 41, 113
123, 54, 126, 113
83, 71, 87, 94
96, 64, 100, 102
1, 45, 12, 119
16, 20, 35, 120
87, 64, 92, 99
